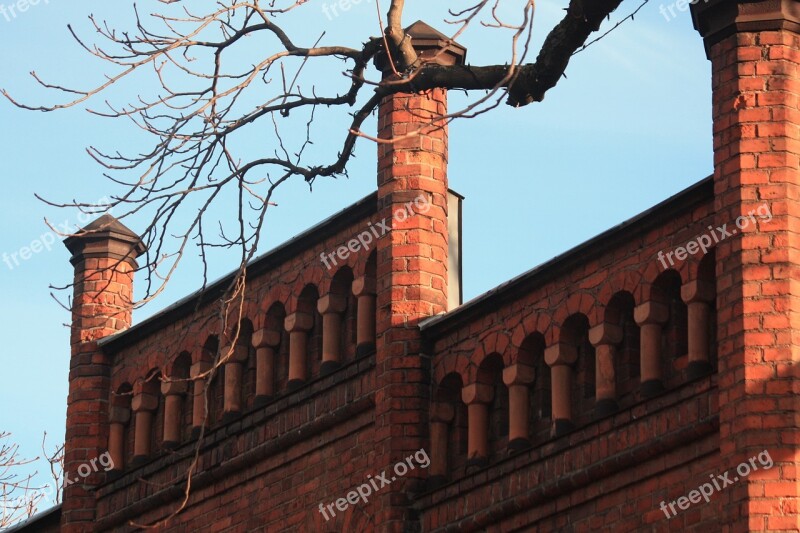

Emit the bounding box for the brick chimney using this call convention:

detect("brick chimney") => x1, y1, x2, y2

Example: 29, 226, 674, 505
372, 21, 466, 529
692, 1, 800, 529
62, 214, 145, 531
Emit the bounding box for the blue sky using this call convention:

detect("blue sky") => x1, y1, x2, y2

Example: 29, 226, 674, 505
0, 0, 711, 512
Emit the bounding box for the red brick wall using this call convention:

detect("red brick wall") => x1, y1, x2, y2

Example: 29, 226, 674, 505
63, 230, 141, 532
419, 187, 721, 531
93, 207, 383, 526
373, 86, 451, 529
59, 13, 800, 532
80, 188, 725, 533
708, 26, 800, 530
95, 359, 375, 531
419, 377, 720, 532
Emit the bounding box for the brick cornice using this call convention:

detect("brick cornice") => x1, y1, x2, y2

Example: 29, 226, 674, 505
692, 0, 800, 55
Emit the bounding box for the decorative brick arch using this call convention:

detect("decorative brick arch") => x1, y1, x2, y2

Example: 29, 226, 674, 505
465, 331, 511, 383
549, 292, 597, 344
256, 284, 291, 324
599, 290, 637, 323
287, 276, 323, 315
183, 315, 221, 352
317, 268, 333, 296
195, 335, 219, 365
341, 503, 374, 532
353, 248, 378, 280
511, 312, 550, 351
239, 300, 259, 323
326, 264, 355, 296
176, 334, 199, 357
432, 351, 470, 386
640, 260, 685, 302
686, 246, 716, 282
648, 267, 684, 302
132, 368, 161, 396
596, 269, 644, 310
165, 350, 191, 377
308, 505, 339, 532
675, 255, 692, 283
112, 370, 137, 395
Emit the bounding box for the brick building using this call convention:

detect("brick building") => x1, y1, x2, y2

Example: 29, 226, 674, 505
12, 1, 800, 531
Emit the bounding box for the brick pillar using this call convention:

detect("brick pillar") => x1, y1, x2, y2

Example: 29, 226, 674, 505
131, 391, 157, 463
681, 280, 716, 379
372, 21, 466, 530
544, 343, 577, 437
317, 294, 347, 374
190, 360, 212, 436
588, 323, 623, 417
62, 215, 144, 531
352, 276, 377, 356
253, 328, 281, 406
692, 1, 800, 529
107, 406, 129, 472
285, 311, 313, 389
502, 363, 536, 450
428, 402, 454, 485
161, 381, 186, 448
633, 301, 669, 397
222, 343, 248, 422
461, 383, 493, 468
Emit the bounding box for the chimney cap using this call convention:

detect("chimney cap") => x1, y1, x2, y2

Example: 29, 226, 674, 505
691, 0, 800, 55
375, 20, 467, 74
64, 214, 146, 265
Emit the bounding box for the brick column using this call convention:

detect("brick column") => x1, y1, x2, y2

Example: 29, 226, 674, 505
62, 215, 144, 532
131, 391, 158, 464
161, 381, 186, 448
107, 406, 129, 473
545, 343, 577, 437
692, 1, 800, 529
428, 402, 454, 486
317, 294, 347, 374
222, 343, 249, 422
681, 280, 716, 379
633, 301, 669, 397
190, 360, 212, 437
372, 21, 467, 530
352, 276, 377, 357
588, 323, 623, 417
461, 383, 493, 469
502, 363, 535, 450
253, 328, 281, 406
285, 311, 314, 389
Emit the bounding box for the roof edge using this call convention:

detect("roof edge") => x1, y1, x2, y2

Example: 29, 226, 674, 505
420, 176, 714, 336
99, 191, 379, 353
2, 504, 62, 532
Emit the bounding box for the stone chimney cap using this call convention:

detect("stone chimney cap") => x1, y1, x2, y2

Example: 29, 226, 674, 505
375, 20, 467, 73
80, 214, 138, 236
64, 213, 146, 264
691, 0, 800, 56
405, 20, 467, 64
